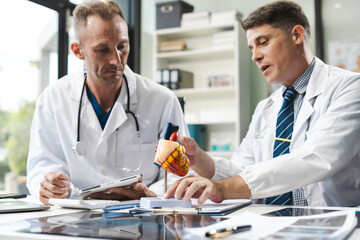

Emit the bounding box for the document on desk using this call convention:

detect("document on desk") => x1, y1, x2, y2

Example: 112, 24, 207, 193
184, 210, 357, 240
136, 198, 251, 216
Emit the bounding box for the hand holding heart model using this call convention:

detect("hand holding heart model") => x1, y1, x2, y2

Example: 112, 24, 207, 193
154, 123, 190, 177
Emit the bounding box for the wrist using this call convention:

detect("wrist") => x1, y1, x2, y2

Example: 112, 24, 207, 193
220, 176, 251, 199
210, 180, 226, 203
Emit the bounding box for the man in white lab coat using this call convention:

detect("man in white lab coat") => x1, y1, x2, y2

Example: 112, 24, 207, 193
26, 1, 188, 204
165, 1, 360, 206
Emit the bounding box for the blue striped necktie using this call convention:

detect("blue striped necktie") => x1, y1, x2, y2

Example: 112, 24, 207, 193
265, 87, 297, 205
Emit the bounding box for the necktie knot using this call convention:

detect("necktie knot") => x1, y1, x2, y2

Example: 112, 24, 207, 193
283, 87, 297, 103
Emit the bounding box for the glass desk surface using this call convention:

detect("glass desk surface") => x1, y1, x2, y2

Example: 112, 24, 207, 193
0, 210, 220, 239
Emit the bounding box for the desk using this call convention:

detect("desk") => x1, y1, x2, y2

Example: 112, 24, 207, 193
0, 204, 359, 239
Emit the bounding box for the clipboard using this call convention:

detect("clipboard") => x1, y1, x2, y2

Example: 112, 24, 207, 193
194, 199, 252, 216
132, 198, 252, 216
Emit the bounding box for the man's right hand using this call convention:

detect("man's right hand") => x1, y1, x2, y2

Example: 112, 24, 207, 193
178, 136, 215, 179
39, 171, 70, 205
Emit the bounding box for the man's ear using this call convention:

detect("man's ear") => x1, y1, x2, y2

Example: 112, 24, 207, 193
291, 25, 305, 44
71, 42, 84, 60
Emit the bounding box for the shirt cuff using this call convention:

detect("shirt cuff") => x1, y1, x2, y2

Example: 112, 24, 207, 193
212, 156, 242, 180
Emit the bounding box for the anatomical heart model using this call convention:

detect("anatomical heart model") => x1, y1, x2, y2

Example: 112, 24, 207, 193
154, 123, 190, 177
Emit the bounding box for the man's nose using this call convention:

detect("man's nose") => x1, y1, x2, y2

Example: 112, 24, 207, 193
251, 47, 263, 63
109, 50, 121, 66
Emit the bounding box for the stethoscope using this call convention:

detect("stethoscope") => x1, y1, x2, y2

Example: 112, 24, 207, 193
72, 73, 142, 172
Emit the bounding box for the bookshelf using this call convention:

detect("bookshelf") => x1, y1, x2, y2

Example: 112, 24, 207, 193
153, 20, 250, 157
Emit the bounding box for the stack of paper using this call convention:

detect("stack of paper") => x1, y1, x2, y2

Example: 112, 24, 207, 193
159, 40, 187, 52
181, 11, 210, 27
208, 74, 233, 87
211, 10, 242, 25
212, 30, 235, 49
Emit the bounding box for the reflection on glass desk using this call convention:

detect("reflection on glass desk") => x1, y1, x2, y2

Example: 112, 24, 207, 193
0, 210, 219, 239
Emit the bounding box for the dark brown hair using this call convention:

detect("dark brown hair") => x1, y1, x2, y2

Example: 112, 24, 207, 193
241, 1, 310, 39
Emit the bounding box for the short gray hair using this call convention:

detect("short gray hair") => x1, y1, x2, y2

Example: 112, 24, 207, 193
73, 0, 125, 41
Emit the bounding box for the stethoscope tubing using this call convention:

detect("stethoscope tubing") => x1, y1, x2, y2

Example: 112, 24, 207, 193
74, 73, 140, 155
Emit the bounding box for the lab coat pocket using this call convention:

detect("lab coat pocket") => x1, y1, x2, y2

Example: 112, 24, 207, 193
253, 124, 272, 162
118, 142, 158, 182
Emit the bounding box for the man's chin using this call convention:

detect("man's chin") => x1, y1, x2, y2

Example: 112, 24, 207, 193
99, 76, 122, 85
265, 76, 282, 86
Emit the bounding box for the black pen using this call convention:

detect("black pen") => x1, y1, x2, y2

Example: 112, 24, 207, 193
205, 224, 252, 239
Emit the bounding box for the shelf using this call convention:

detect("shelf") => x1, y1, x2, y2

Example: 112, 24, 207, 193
186, 120, 236, 125
157, 47, 234, 61
156, 22, 235, 38
154, 19, 250, 152
173, 86, 235, 99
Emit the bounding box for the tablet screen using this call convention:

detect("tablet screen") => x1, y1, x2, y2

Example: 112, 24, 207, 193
0, 200, 50, 213
265, 207, 336, 217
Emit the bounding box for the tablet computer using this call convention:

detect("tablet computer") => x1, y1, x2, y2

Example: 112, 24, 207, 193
0, 200, 50, 213
79, 174, 143, 197
0, 193, 27, 199
265, 207, 336, 217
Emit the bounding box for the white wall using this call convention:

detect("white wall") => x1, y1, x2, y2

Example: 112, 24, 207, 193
322, 0, 360, 62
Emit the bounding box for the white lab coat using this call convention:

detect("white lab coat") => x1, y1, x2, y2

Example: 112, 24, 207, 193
213, 58, 360, 206
26, 65, 189, 197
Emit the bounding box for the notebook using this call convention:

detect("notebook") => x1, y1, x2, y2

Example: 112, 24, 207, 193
0, 199, 50, 213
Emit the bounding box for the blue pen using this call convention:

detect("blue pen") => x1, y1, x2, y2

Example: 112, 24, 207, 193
102, 203, 140, 211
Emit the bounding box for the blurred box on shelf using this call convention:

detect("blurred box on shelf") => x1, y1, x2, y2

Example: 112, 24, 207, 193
188, 124, 207, 150
210, 135, 232, 152
208, 74, 233, 87
156, 0, 194, 29
210, 10, 242, 25
212, 30, 235, 49
159, 40, 187, 52
181, 11, 210, 27
156, 68, 193, 90
161, 69, 171, 88
170, 69, 193, 89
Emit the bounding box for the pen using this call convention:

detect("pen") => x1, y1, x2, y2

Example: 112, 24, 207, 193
205, 225, 252, 239
102, 203, 140, 211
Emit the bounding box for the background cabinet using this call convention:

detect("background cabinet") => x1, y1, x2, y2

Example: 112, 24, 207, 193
153, 20, 250, 158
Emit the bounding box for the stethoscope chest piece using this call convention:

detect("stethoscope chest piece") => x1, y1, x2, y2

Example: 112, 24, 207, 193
73, 141, 86, 156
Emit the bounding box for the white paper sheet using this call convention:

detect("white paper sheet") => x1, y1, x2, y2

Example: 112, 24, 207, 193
183, 210, 357, 240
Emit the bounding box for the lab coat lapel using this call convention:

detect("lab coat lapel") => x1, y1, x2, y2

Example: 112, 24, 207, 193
261, 89, 283, 135
292, 58, 326, 147
70, 67, 102, 137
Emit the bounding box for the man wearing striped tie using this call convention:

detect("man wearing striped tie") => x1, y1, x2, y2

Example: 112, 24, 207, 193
165, 1, 360, 207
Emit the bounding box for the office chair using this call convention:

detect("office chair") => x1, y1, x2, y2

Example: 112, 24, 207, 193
177, 97, 186, 113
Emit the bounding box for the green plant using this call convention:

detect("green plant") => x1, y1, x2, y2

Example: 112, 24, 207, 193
5, 101, 35, 175
0, 160, 10, 188
0, 109, 10, 143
